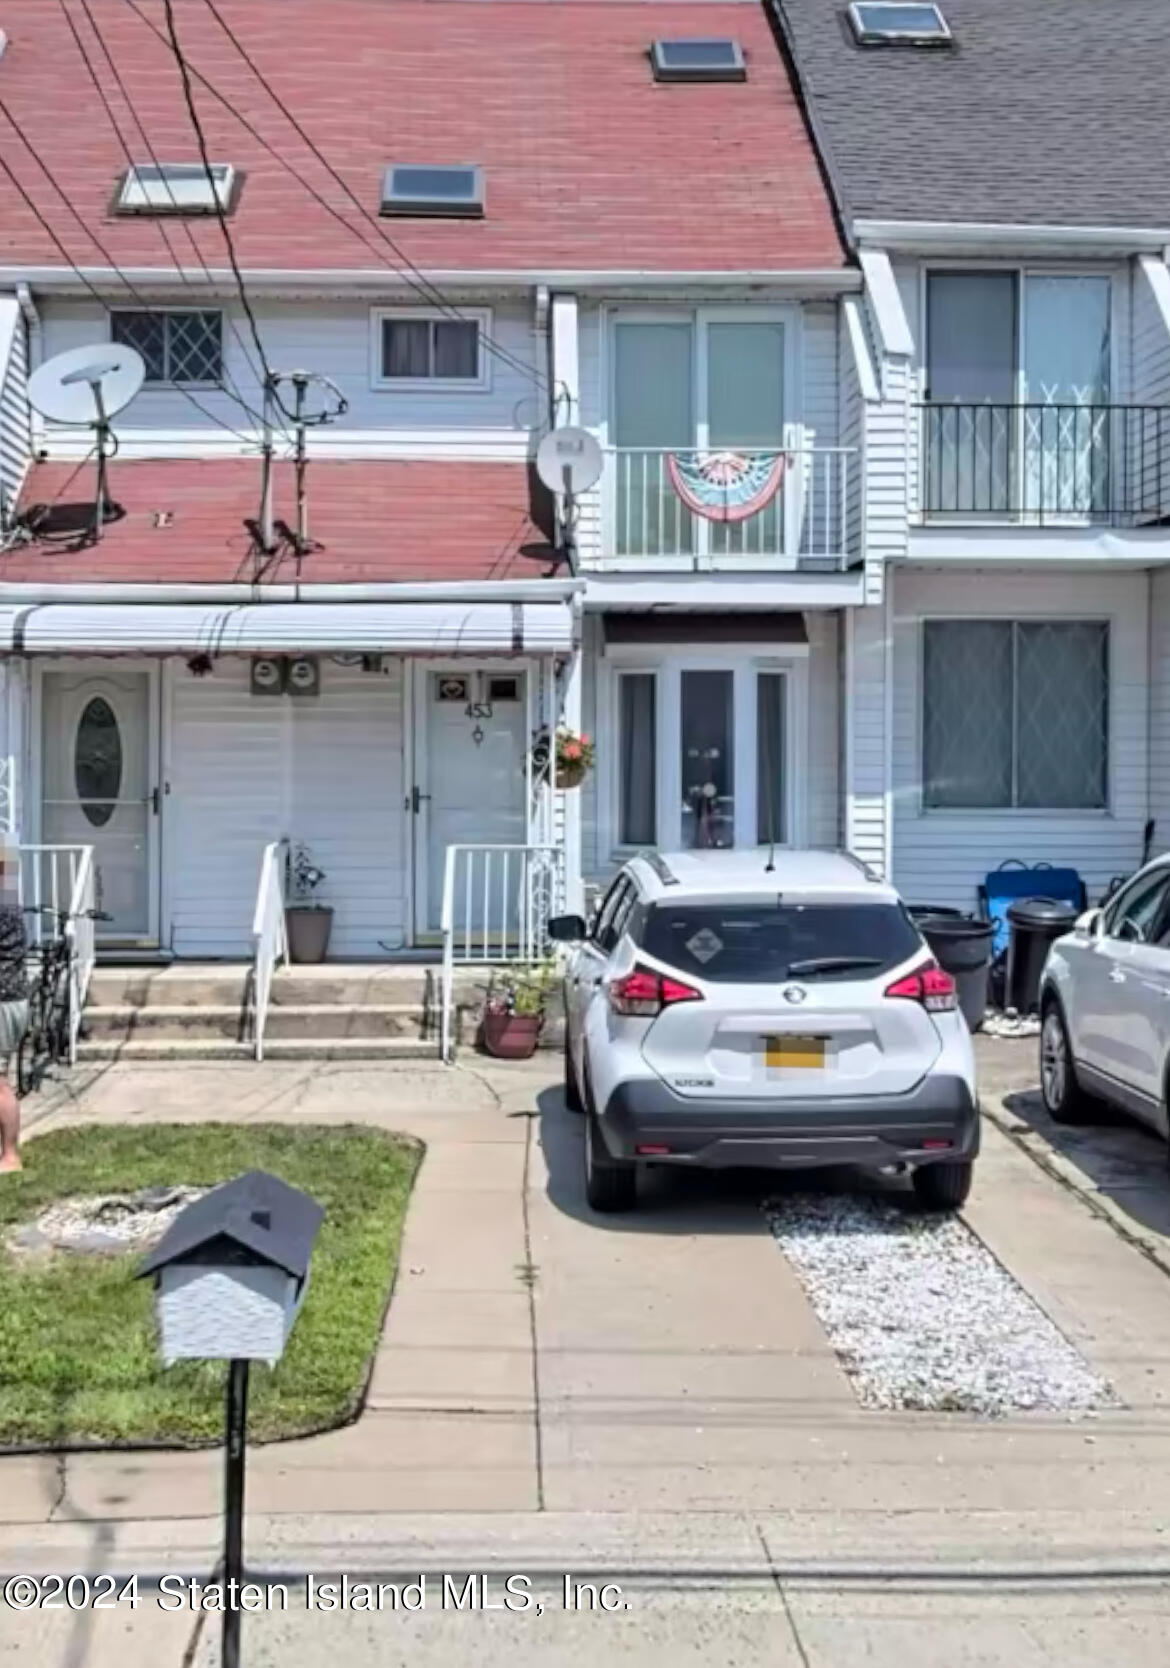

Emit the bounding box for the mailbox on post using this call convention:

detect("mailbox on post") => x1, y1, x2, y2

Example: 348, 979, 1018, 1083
138, 1171, 324, 1668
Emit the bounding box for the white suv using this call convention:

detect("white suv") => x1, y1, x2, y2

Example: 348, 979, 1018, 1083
550, 849, 978, 1214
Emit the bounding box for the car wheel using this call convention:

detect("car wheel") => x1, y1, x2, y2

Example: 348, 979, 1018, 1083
911, 1160, 973, 1211
584, 1109, 636, 1213
563, 1029, 583, 1114
1040, 1000, 1094, 1125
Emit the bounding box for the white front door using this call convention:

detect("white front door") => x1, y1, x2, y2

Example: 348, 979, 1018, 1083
411, 667, 529, 938
39, 663, 161, 943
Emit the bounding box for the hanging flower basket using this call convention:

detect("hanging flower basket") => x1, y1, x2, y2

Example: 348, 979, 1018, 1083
531, 726, 594, 790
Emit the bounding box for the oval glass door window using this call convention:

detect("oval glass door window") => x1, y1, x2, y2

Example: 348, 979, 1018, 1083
75, 696, 122, 829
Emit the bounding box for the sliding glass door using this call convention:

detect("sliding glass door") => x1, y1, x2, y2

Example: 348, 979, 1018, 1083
924, 272, 1111, 517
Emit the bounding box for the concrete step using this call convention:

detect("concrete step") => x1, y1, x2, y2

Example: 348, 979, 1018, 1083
82, 1004, 434, 1043
86, 964, 487, 1011
74, 1035, 441, 1063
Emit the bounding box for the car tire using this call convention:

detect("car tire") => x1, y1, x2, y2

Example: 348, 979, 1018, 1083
911, 1160, 973, 1211
1040, 999, 1094, 1125
584, 1109, 636, 1213
563, 1029, 584, 1114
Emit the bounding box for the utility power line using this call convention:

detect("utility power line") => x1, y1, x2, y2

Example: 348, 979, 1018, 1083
158, 0, 292, 423
0, 137, 260, 449
60, 0, 280, 433
121, 0, 551, 399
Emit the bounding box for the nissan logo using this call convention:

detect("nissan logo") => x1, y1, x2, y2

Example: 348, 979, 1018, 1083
782, 985, 807, 1005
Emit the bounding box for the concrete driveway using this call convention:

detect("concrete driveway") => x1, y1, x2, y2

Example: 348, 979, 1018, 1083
6, 1053, 1170, 1664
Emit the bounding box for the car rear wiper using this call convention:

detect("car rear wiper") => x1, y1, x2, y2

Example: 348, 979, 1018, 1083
784, 956, 884, 976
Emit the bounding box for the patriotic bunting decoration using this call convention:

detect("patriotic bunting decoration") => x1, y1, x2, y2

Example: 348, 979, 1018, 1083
666, 449, 787, 523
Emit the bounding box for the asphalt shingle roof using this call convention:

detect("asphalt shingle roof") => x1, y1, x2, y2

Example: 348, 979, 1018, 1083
775, 0, 1170, 230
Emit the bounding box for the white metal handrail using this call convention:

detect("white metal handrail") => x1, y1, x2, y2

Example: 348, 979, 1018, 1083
251, 839, 289, 1062
603, 435, 856, 563
17, 843, 97, 1064
439, 843, 564, 1062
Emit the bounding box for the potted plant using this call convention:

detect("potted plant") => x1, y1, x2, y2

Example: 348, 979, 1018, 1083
480, 963, 560, 1059
285, 843, 333, 964
531, 726, 595, 790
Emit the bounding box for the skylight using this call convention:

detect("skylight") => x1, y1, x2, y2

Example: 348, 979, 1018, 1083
117, 163, 236, 215
381, 165, 484, 219
848, 3, 952, 46
651, 39, 746, 83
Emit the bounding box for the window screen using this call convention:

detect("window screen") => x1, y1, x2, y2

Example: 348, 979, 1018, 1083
923, 619, 1108, 809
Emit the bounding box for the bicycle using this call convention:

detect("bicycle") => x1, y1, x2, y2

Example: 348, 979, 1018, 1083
16, 904, 109, 1099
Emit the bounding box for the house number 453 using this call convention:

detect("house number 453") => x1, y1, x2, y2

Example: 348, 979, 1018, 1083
464, 701, 494, 719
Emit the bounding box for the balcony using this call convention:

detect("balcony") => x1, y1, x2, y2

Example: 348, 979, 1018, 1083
919, 403, 1170, 527
601, 434, 858, 567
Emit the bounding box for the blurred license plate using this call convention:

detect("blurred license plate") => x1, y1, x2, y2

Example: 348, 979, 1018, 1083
765, 1035, 825, 1070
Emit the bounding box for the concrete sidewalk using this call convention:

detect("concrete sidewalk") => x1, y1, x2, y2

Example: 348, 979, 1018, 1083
6, 1053, 1170, 1663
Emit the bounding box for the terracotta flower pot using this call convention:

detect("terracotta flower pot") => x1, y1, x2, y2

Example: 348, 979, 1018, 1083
286, 905, 333, 964
481, 1010, 543, 1059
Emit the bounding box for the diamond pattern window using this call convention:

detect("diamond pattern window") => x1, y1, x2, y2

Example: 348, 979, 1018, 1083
117, 163, 235, 215
111, 311, 223, 385
376, 311, 486, 388
923, 620, 1108, 810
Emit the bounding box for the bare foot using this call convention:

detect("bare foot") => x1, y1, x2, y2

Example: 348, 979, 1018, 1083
0, 1152, 21, 1172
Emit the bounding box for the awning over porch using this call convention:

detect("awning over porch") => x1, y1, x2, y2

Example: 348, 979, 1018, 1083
0, 600, 574, 656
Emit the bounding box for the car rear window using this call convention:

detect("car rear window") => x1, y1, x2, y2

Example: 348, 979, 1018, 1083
640, 901, 922, 983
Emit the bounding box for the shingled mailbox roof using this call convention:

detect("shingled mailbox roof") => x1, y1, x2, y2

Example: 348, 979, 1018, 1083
775, 0, 1170, 231
138, 1171, 324, 1282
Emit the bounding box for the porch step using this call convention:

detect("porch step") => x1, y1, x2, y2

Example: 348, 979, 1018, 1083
82, 1004, 436, 1043
86, 964, 488, 1011
74, 1036, 441, 1064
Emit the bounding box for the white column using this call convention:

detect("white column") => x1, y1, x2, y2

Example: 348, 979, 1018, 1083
843, 590, 893, 878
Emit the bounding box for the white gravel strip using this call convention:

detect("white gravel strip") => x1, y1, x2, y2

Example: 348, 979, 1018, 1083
766, 1193, 1118, 1416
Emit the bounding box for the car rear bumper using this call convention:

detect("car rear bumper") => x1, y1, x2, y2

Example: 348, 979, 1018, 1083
598, 1074, 979, 1170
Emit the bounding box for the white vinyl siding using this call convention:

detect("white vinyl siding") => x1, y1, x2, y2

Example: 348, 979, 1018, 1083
168, 657, 406, 956
37, 298, 540, 459
0, 296, 30, 515
892, 569, 1149, 911
1148, 569, 1170, 854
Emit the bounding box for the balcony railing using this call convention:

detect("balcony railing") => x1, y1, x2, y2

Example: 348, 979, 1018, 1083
919, 403, 1170, 526
603, 435, 857, 564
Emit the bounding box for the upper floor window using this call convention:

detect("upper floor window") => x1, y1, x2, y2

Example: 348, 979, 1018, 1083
610, 311, 792, 557
923, 272, 1112, 518
372, 309, 489, 391
117, 163, 236, 216
110, 310, 223, 385
922, 618, 1109, 810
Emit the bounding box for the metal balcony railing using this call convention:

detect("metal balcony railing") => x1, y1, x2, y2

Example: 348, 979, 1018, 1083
919, 403, 1170, 526
604, 436, 858, 564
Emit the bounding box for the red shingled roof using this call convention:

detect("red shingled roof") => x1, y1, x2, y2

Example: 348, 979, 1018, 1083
0, 0, 844, 273
4, 458, 556, 584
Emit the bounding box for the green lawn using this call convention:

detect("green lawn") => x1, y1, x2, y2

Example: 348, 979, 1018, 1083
0, 1123, 421, 1448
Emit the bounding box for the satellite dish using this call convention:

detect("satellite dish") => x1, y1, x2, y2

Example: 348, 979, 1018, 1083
536, 426, 603, 496
28, 343, 145, 426
26, 344, 146, 545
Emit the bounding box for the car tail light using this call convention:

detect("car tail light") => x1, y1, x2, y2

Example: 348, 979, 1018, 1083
607, 965, 702, 1017
884, 961, 957, 1013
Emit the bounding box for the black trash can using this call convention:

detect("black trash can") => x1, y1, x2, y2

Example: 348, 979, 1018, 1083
1006, 897, 1080, 1014
911, 912, 995, 1032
